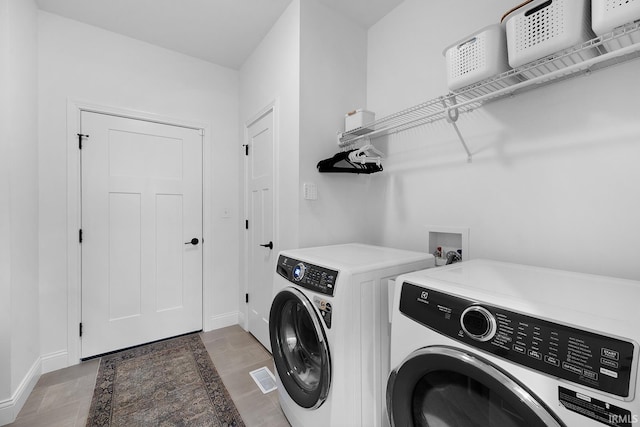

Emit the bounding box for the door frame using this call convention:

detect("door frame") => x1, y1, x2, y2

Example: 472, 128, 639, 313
66, 99, 212, 366
242, 100, 279, 330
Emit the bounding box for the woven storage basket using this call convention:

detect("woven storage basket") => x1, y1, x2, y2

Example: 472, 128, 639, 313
592, 0, 640, 51
504, 0, 596, 78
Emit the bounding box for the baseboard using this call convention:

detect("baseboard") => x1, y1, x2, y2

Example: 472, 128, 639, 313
0, 401, 13, 426
41, 350, 68, 374
205, 311, 240, 331
0, 356, 41, 426
238, 311, 247, 329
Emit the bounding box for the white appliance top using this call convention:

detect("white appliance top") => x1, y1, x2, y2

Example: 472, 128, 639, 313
279, 243, 433, 274
399, 259, 640, 328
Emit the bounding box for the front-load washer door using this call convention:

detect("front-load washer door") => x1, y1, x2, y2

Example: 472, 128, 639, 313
387, 346, 565, 427
269, 286, 331, 409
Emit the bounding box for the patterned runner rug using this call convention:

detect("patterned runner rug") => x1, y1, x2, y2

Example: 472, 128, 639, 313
86, 333, 245, 427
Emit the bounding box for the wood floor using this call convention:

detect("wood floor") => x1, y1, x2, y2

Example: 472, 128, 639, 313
8, 326, 290, 427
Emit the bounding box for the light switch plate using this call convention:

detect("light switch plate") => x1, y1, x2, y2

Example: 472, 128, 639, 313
303, 183, 318, 200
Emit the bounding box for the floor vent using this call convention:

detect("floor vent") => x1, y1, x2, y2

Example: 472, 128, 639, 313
249, 366, 277, 394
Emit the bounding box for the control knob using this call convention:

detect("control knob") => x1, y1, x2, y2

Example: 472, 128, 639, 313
292, 263, 306, 281
460, 306, 497, 342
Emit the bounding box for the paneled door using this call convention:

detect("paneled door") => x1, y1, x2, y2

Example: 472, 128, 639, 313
246, 108, 275, 351
80, 111, 203, 358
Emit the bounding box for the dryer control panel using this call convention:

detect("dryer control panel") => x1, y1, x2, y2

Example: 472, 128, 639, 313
399, 282, 637, 399
276, 255, 338, 297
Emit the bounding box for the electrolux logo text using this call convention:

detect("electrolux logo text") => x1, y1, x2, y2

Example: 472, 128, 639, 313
609, 413, 639, 424
417, 291, 429, 304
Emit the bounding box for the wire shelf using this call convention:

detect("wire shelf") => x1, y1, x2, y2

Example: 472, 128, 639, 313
338, 21, 640, 152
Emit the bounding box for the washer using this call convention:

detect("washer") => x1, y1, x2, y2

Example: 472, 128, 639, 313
269, 243, 435, 427
387, 259, 640, 427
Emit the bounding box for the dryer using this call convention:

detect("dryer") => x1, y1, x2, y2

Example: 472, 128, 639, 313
387, 259, 640, 427
269, 243, 434, 427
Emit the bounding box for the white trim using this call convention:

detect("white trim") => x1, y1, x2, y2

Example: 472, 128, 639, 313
40, 350, 68, 375
66, 99, 212, 365
0, 357, 41, 426
202, 108, 214, 343
68, 99, 206, 131
242, 101, 279, 331
238, 311, 247, 331
205, 311, 241, 331
66, 100, 82, 366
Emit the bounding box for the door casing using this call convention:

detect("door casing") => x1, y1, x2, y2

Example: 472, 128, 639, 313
65, 100, 213, 368
242, 101, 280, 335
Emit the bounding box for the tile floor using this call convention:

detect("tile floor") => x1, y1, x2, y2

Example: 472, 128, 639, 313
8, 326, 290, 427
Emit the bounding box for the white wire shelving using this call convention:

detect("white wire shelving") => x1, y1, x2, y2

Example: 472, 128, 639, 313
337, 21, 640, 162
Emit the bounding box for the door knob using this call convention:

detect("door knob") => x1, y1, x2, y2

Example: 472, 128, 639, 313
185, 238, 199, 246
259, 241, 273, 250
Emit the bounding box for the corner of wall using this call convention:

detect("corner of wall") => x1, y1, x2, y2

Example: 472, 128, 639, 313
0, 356, 41, 426
0, 0, 13, 406
298, 0, 370, 247
1, 0, 40, 418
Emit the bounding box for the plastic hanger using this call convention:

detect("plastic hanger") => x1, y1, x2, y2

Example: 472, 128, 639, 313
317, 148, 383, 174
347, 143, 383, 166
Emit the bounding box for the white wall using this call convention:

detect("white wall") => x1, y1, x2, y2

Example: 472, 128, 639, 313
239, 0, 301, 315
37, 11, 240, 366
365, 0, 640, 279
237, 0, 373, 326
0, 0, 40, 422
298, 0, 371, 247
240, 0, 301, 251
0, 0, 12, 405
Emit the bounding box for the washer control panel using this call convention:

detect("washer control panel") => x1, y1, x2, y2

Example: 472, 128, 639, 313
399, 282, 636, 399
276, 255, 338, 297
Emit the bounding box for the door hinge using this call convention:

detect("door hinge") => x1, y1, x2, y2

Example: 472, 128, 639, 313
245, 219, 249, 230
79, 229, 83, 243
245, 293, 249, 303
77, 133, 89, 149
243, 144, 249, 156
79, 322, 83, 337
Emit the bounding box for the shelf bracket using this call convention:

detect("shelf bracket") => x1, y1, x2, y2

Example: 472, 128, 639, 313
442, 97, 472, 163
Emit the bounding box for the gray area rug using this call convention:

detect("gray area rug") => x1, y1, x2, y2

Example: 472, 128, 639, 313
86, 333, 245, 427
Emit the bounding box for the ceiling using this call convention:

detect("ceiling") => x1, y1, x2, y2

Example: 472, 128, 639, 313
35, 0, 403, 70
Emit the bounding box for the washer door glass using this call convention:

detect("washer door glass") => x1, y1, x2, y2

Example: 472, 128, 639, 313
269, 287, 331, 409
387, 346, 565, 427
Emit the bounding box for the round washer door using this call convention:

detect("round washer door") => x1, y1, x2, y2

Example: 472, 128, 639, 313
387, 346, 565, 427
269, 287, 331, 409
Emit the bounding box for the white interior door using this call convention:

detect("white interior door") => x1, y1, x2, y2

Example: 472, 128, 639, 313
81, 111, 203, 358
246, 109, 275, 351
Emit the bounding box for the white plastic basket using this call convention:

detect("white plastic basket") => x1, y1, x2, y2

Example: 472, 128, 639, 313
345, 109, 375, 135
444, 24, 511, 92
504, 0, 596, 76
592, 0, 640, 51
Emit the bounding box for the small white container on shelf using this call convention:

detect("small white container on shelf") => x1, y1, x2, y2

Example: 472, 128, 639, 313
443, 24, 511, 92
504, 0, 596, 78
592, 0, 640, 51
344, 109, 375, 135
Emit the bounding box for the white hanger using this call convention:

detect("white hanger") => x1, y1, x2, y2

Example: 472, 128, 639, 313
348, 143, 384, 166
